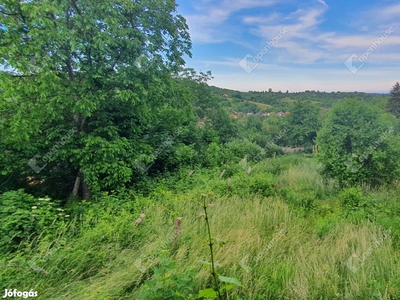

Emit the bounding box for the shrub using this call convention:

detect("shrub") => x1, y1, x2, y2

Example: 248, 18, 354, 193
339, 187, 364, 210
248, 173, 276, 197
0, 190, 64, 254
136, 251, 197, 299
222, 139, 264, 164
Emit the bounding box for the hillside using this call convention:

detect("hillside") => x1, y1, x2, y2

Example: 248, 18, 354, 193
2, 156, 400, 299
1, 1, 400, 299
208, 85, 389, 113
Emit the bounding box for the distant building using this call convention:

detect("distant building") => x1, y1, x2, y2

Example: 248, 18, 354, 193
276, 111, 285, 116
223, 93, 228, 97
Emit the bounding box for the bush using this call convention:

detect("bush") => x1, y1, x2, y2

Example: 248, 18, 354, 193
248, 173, 276, 197
136, 251, 197, 299
0, 190, 65, 254
339, 187, 364, 210
222, 139, 264, 164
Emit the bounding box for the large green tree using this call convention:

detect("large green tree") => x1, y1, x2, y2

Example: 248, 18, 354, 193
387, 81, 400, 119
316, 99, 400, 186
286, 100, 322, 147
0, 0, 192, 199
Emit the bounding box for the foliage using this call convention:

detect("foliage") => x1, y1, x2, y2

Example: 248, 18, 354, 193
208, 86, 389, 110
387, 81, 400, 119
198, 193, 242, 299
0, 190, 64, 255
222, 139, 265, 164
316, 98, 400, 186
1, 159, 400, 299
0, 0, 192, 199
137, 251, 197, 300
339, 187, 364, 210
286, 101, 322, 147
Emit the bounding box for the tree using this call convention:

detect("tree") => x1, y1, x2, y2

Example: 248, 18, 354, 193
0, 0, 192, 199
316, 99, 400, 186
178, 69, 237, 144
387, 82, 400, 118
286, 101, 322, 147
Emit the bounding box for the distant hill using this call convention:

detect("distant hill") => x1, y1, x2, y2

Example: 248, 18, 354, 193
208, 85, 389, 113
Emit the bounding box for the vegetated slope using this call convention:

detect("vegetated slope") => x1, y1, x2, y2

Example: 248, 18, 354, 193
3, 156, 400, 299
208, 85, 389, 113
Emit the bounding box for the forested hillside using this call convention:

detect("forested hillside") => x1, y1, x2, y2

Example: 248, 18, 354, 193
208, 85, 389, 113
1, 1, 400, 299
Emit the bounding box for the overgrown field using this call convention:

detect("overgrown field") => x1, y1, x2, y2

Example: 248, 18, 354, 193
2, 155, 400, 299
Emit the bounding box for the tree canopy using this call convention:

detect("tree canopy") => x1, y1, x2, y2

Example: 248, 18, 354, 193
0, 0, 192, 198
316, 99, 400, 186
387, 81, 400, 119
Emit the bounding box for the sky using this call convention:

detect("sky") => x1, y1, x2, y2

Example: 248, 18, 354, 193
175, 0, 400, 93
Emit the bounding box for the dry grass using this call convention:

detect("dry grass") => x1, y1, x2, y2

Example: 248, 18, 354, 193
47, 194, 399, 299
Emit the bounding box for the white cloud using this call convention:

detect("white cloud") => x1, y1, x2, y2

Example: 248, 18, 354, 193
184, 0, 280, 43
181, 0, 400, 92
317, 0, 328, 8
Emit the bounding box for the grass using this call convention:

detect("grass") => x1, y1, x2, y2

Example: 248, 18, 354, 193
2, 155, 400, 299
246, 101, 273, 110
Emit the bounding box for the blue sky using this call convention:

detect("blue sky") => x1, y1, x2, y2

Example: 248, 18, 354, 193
176, 0, 400, 93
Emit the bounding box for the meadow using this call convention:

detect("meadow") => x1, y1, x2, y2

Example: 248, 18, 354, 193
2, 155, 400, 299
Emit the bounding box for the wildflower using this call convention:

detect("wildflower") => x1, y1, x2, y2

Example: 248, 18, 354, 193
31, 206, 37, 210
64, 215, 70, 218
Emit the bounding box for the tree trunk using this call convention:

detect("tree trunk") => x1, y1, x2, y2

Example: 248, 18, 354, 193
72, 173, 81, 196
82, 178, 92, 200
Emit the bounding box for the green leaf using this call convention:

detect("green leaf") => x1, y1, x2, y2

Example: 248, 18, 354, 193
218, 275, 243, 287
220, 284, 234, 291
198, 260, 222, 267
199, 260, 212, 266
198, 288, 217, 299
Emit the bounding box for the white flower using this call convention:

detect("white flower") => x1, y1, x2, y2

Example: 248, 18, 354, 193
31, 206, 37, 210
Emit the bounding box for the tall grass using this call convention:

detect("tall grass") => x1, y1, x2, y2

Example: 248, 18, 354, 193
1, 155, 400, 299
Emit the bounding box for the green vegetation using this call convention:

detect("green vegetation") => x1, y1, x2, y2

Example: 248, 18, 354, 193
1, 1, 400, 299
316, 99, 400, 186
208, 85, 389, 112
2, 157, 400, 299
387, 82, 400, 119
